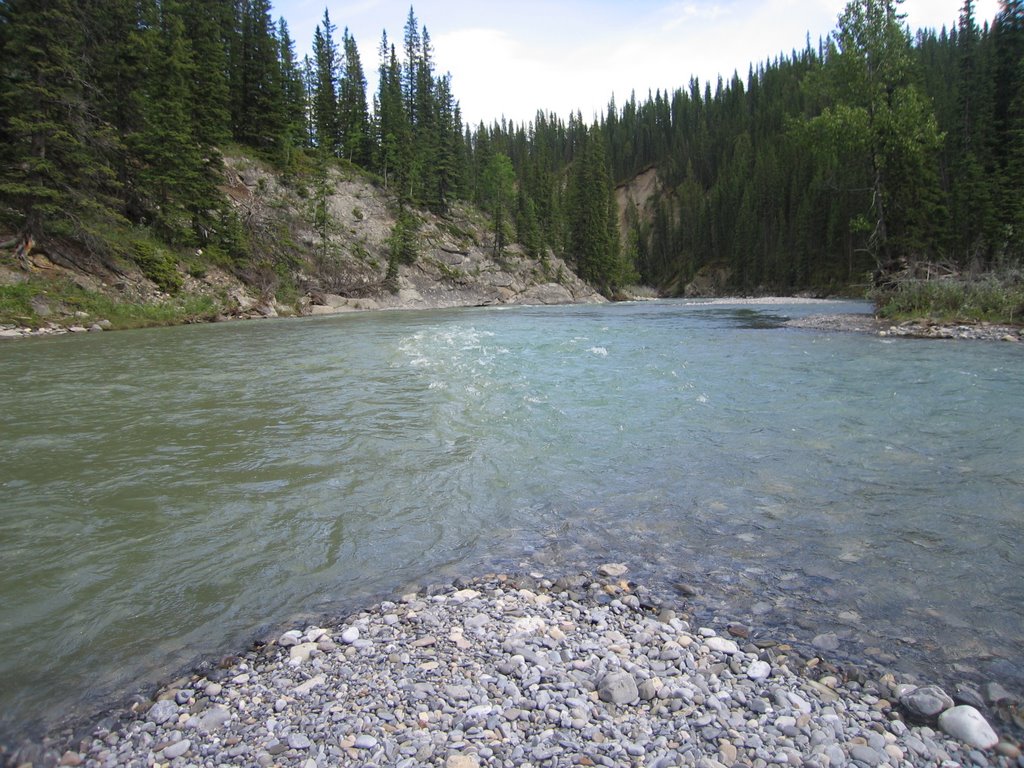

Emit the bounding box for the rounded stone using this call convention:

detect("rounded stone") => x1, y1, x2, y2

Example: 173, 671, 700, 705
162, 739, 191, 759
341, 627, 360, 644
937, 705, 999, 750
900, 685, 954, 723
747, 660, 771, 680
287, 733, 312, 750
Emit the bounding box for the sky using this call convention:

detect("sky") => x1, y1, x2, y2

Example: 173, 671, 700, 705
275, 0, 1003, 127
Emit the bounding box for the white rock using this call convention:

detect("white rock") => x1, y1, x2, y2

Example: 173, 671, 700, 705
598, 563, 628, 577
705, 636, 740, 655
340, 627, 360, 644
747, 660, 772, 680
278, 630, 303, 647
289, 642, 317, 663
451, 589, 481, 603
938, 705, 999, 749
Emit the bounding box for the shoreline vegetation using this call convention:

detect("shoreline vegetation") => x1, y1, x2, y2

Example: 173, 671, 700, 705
4, 567, 1022, 768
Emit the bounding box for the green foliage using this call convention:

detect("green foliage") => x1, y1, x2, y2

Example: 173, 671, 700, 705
130, 240, 183, 294
872, 272, 1024, 322
388, 208, 420, 265
481, 153, 516, 255
0, 276, 219, 329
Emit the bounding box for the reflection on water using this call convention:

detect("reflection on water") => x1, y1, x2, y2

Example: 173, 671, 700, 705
1, 299, 1023, 741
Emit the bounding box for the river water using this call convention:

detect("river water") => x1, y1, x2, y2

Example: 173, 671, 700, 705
1, 299, 1022, 742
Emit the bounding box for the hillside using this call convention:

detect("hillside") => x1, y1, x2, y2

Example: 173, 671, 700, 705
0, 155, 602, 338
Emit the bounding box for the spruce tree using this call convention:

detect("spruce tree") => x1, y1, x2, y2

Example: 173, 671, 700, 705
0, 0, 119, 240
339, 28, 371, 166
310, 10, 340, 154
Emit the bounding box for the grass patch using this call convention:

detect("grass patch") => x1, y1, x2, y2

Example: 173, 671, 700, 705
872, 272, 1024, 324
0, 276, 221, 330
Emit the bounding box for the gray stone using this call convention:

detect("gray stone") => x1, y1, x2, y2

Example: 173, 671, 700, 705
196, 706, 231, 731
287, 733, 312, 750
278, 630, 303, 647
354, 734, 378, 749
938, 705, 999, 750
638, 678, 662, 701
900, 685, 954, 723
147, 699, 178, 725
848, 744, 881, 765
811, 633, 840, 652
162, 739, 191, 759
983, 681, 1015, 705
597, 671, 639, 705
598, 563, 628, 577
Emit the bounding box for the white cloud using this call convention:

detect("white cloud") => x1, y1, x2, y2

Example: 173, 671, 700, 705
278, 0, 1007, 128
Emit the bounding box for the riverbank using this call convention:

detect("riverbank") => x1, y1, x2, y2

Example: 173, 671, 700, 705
786, 313, 1022, 341
8, 567, 1021, 768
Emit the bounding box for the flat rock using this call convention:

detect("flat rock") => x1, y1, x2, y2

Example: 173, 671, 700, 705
598, 563, 629, 577
705, 636, 740, 655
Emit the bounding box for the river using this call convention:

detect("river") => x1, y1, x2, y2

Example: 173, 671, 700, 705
1, 299, 1022, 743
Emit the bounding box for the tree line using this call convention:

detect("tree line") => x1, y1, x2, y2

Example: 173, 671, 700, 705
1, 0, 1021, 297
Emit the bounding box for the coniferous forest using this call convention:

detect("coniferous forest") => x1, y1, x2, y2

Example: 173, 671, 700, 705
1, 0, 1023, 300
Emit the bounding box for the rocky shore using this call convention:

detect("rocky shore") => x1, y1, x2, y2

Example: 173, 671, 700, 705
786, 314, 1022, 342
8, 567, 1022, 768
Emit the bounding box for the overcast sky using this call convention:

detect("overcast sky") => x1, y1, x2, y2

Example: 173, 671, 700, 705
275, 0, 1002, 127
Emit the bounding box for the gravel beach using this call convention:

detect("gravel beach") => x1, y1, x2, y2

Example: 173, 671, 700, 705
10, 567, 1022, 768
785, 314, 1022, 341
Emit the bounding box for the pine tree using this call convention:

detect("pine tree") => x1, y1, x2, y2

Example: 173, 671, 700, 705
481, 152, 516, 255
310, 9, 340, 154
0, 0, 119, 240
179, 0, 232, 147
233, 0, 286, 155
278, 18, 309, 154
374, 33, 409, 192
803, 0, 943, 270
339, 28, 371, 166
124, 0, 212, 244
566, 127, 624, 292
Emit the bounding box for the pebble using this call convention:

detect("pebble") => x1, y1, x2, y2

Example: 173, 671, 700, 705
33, 571, 1022, 768
748, 660, 772, 680
161, 738, 190, 759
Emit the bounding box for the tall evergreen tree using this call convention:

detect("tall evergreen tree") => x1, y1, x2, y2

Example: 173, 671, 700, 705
0, 0, 119, 240
310, 9, 340, 153
339, 28, 371, 166
803, 0, 943, 269
233, 0, 286, 154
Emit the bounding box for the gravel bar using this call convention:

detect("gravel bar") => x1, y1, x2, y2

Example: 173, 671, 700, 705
7, 567, 1023, 768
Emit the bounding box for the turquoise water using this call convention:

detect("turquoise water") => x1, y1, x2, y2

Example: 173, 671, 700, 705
1, 300, 1022, 740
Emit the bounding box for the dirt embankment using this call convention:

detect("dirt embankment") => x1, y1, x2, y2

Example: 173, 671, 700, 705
1, 155, 604, 338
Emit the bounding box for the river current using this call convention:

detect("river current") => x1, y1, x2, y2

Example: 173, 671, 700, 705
1, 299, 1022, 742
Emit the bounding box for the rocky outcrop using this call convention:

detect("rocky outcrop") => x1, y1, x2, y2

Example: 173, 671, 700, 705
1, 153, 604, 336
221, 155, 603, 317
